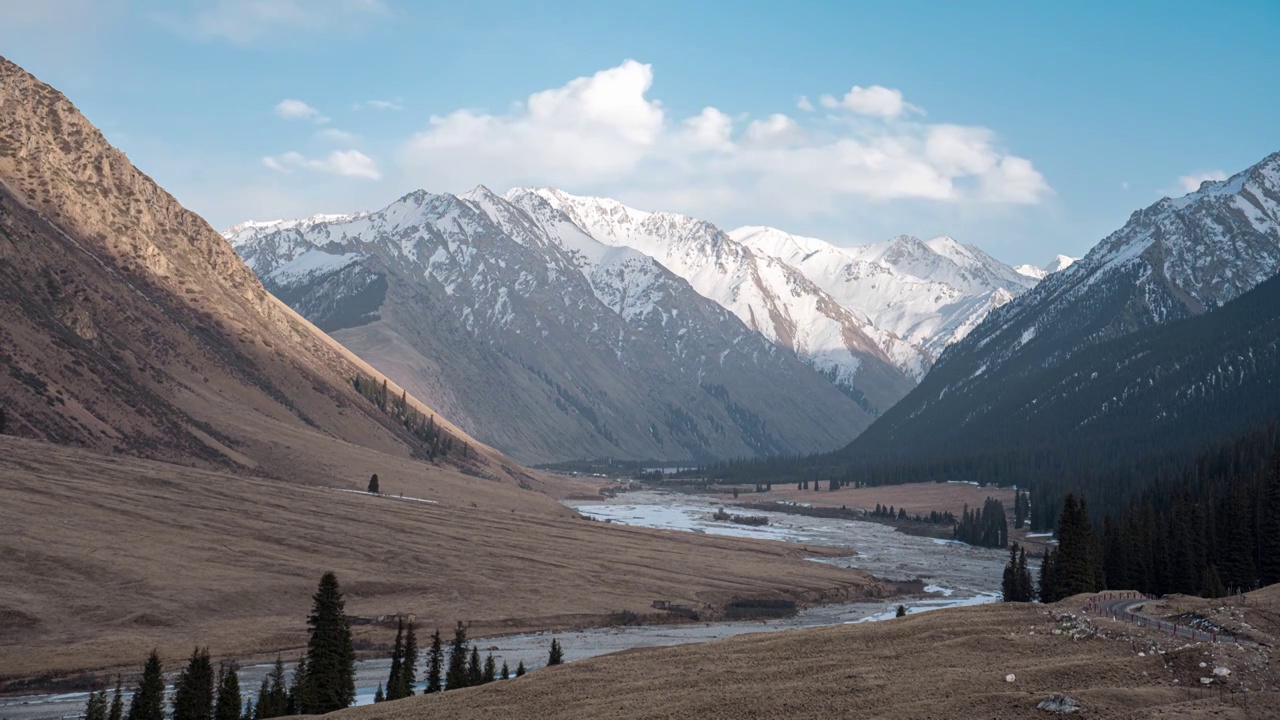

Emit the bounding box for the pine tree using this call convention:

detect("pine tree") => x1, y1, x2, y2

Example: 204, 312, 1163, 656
386, 620, 404, 700
240, 700, 254, 720
400, 622, 418, 697
547, 639, 564, 666
895, 604, 907, 617
256, 658, 287, 719
108, 678, 125, 720
1016, 545, 1034, 601
300, 572, 355, 713
515, 661, 526, 677
368, 474, 380, 494
85, 689, 108, 720
425, 628, 443, 694
482, 654, 496, 684
1038, 548, 1058, 602
254, 681, 270, 719
373, 685, 384, 704
467, 647, 483, 686
1260, 454, 1280, 586
214, 663, 242, 720
445, 622, 469, 690
1054, 494, 1102, 597
126, 651, 165, 720
173, 647, 215, 720
500, 662, 510, 680
286, 655, 307, 717
1002, 543, 1019, 602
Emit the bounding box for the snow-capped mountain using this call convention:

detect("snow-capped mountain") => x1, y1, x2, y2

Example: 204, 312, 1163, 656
508, 188, 933, 386
848, 149, 1280, 458
1014, 254, 1078, 281
727, 226, 1037, 361
226, 188, 885, 464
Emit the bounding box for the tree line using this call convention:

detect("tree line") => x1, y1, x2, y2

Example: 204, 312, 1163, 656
1003, 439, 1280, 603
352, 374, 468, 461
88, 572, 567, 718
952, 498, 1008, 548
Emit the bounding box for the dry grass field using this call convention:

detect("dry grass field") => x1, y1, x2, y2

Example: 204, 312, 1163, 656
330, 587, 1280, 720
0, 436, 886, 685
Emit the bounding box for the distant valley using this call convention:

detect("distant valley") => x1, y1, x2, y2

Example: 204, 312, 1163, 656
228, 188, 1055, 463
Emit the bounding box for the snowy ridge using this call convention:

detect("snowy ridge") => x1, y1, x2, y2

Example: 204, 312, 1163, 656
1014, 255, 1078, 281
511, 188, 928, 385
727, 226, 1036, 363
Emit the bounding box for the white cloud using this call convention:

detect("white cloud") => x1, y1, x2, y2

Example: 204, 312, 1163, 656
160, 0, 389, 43
396, 61, 1049, 220
681, 108, 734, 152
316, 127, 358, 143
263, 149, 381, 179
1178, 170, 1227, 193
402, 59, 664, 186
819, 85, 921, 118
274, 99, 327, 122
797, 95, 814, 112
354, 99, 403, 111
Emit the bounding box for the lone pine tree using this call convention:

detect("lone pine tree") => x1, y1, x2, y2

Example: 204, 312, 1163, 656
368, 473, 380, 494
301, 572, 355, 713
547, 638, 564, 666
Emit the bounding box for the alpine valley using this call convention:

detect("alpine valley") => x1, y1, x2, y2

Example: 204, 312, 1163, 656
228, 189, 1047, 463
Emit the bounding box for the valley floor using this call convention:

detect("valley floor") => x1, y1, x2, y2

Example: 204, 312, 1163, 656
0, 437, 883, 687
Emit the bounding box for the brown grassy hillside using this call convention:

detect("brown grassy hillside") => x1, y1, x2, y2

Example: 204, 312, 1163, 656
331, 588, 1280, 720
0, 54, 520, 488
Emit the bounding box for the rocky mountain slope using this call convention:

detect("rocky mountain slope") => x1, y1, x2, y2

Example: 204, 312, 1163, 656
728, 226, 1037, 361
514, 189, 934, 384
0, 55, 530, 493
229, 188, 877, 464
847, 151, 1280, 458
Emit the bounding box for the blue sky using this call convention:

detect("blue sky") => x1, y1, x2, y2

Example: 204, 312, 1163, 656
2, 0, 1277, 265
